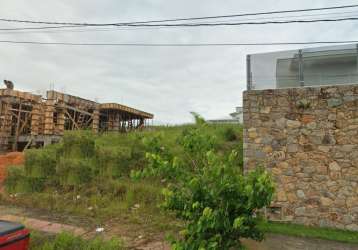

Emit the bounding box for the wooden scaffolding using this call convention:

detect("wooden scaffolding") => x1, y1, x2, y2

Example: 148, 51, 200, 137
0, 87, 153, 152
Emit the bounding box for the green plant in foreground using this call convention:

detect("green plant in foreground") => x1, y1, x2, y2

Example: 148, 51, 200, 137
130, 153, 182, 180
136, 119, 274, 250
164, 152, 274, 250
4, 122, 253, 249
222, 127, 237, 141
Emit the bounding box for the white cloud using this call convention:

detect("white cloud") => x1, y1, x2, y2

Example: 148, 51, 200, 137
0, 0, 357, 124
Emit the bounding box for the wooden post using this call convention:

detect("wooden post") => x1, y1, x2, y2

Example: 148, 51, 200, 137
0, 101, 12, 152
44, 99, 55, 135
113, 113, 120, 132
56, 107, 65, 135
72, 110, 76, 130
92, 109, 100, 133
31, 103, 41, 136
12, 101, 22, 151
139, 118, 144, 129
108, 111, 114, 131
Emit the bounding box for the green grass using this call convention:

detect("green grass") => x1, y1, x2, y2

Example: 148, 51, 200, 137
261, 221, 358, 244
3, 123, 358, 247
1, 178, 181, 232
4, 124, 358, 246
3, 124, 241, 236
29, 231, 123, 250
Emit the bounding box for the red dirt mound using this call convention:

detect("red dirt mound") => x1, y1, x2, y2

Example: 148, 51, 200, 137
0, 152, 24, 184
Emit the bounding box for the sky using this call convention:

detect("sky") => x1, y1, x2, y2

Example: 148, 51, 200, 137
0, 0, 358, 124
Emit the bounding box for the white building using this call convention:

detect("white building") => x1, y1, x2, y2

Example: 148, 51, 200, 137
207, 107, 243, 124
230, 107, 243, 123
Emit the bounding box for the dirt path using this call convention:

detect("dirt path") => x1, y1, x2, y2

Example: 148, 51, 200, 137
0, 205, 357, 250
0, 205, 169, 250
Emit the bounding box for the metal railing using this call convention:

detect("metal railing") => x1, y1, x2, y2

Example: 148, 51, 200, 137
247, 43, 358, 90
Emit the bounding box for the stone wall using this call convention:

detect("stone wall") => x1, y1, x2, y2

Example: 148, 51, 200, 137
243, 84, 358, 231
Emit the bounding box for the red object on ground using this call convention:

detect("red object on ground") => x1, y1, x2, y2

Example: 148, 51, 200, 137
0, 221, 30, 250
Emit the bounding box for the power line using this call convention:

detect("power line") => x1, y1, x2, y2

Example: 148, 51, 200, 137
2, 17, 358, 32
120, 4, 358, 25
0, 26, 142, 33
180, 10, 358, 24
0, 4, 358, 27
0, 40, 357, 47
0, 25, 80, 31
112, 17, 358, 27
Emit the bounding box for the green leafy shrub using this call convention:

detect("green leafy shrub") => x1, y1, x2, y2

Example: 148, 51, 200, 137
62, 131, 96, 158
165, 153, 274, 250
4, 167, 26, 193
5, 167, 45, 193
135, 119, 274, 250
5, 131, 139, 192
56, 158, 93, 187
179, 127, 216, 156
142, 134, 163, 154
130, 153, 182, 180
95, 146, 131, 178
174, 125, 217, 179
222, 127, 237, 141
190, 112, 206, 126
25, 147, 57, 178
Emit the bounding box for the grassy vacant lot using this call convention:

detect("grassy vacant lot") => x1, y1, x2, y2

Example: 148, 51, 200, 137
1, 123, 243, 246
2, 123, 357, 248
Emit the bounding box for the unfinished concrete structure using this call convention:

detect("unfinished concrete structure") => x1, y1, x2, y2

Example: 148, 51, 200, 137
0, 84, 153, 152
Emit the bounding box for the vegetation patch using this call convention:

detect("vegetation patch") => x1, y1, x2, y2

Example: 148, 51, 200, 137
4, 118, 273, 249
131, 114, 274, 249
261, 221, 358, 244
29, 231, 123, 250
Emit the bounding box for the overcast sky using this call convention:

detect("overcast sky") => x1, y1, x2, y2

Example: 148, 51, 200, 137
1, 0, 358, 124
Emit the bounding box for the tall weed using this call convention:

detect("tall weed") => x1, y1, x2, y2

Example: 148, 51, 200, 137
30, 231, 122, 250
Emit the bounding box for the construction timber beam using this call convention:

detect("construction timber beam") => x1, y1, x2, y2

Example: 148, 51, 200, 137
99, 103, 153, 119
0, 84, 154, 152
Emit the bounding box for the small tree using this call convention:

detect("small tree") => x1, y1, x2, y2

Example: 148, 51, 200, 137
190, 112, 206, 126
163, 151, 273, 249
133, 114, 274, 249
